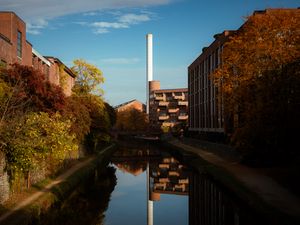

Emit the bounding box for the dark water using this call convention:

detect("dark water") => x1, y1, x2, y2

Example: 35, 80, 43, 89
36, 142, 266, 225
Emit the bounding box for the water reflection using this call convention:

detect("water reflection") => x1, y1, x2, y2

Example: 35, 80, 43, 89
34, 144, 267, 225
35, 166, 117, 225
109, 147, 189, 225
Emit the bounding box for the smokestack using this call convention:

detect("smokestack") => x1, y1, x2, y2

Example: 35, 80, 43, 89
146, 33, 153, 114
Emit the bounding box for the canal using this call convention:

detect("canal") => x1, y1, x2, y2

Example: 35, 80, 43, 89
37, 141, 266, 225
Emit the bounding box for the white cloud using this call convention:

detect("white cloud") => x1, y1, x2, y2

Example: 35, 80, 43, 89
83, 11, 97, 16
88, 12, 154, 34
92, 22, 129, 29
94, 28, 109, 34
1, 0, 171, 21
118, 13, 151, 24
101, 57, 140, 64
26, 18, 48, 35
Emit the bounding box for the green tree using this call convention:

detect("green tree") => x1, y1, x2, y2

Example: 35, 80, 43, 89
2, 112, 78, 187
71, 59, 104, 96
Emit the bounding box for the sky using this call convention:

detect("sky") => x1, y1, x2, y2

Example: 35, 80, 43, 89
0, 0, 299, 106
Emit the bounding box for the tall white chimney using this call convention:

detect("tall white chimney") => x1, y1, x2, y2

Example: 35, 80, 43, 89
146, 33, 153, 114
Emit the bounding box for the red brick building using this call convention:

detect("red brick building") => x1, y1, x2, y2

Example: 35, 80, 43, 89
0, 11, 75, 96
188, 31, 233, 135
114, 99, 146, 113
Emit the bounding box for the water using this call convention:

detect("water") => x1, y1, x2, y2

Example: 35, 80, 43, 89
106, 146, 189, 225
35, 142, 266, 225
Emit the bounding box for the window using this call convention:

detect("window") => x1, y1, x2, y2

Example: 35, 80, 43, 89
17, 30, 22, 58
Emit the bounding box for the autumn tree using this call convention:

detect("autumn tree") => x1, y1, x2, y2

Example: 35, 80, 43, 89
71, 59, 104, 96
116, 108, 148, 132
214, 9, 300, 160
0, 64, 66, 116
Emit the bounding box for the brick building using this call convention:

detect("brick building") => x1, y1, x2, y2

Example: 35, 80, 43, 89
114, 99, 146, 113
188, 8, 299, 138
149, 80, 188, 130
0, 11, 75, 96
188, 31, 233, 135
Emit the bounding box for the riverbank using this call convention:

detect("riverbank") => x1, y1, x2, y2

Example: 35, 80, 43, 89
0, 143, 116, 225
162, 137, 300, 225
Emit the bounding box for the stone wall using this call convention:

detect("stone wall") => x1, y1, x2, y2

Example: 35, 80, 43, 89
0, 151, 9, 203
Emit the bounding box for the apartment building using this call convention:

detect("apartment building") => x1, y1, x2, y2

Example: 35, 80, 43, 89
149, 80, 188, 129
0, 11, 75, 96
151, 156, 189, 196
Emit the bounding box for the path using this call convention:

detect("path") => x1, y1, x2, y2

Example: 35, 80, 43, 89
168, 138, 300, 220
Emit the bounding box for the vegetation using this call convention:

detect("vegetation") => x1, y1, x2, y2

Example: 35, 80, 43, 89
115, 108, 148, 132
214, 10, 300, 162
0, 59, 115, 191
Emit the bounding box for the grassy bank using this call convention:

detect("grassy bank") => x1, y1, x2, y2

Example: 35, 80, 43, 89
0, 143, 117, 225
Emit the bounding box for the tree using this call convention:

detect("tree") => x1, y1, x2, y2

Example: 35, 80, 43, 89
2, 112, 78, 187
71, 59, 104, 96
116, 108, 148, 132
0, 64, 66, 115
213, 9, 300, 160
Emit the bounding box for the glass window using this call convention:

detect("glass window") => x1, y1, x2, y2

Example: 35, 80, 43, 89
17, 30, 22, 58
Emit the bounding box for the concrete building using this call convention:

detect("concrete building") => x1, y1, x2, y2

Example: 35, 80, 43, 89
149, 80, 188, 129
151, 156, 189, 196
0, 11, 75, 96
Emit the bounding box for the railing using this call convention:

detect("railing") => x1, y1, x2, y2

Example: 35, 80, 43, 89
178, 101, 188, 106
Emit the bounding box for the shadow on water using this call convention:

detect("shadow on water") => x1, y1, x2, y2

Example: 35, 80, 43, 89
27, 140, 272, 225
33, 166, 117, 225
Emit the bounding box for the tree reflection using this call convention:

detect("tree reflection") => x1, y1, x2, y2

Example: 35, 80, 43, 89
35, 166, 117, 225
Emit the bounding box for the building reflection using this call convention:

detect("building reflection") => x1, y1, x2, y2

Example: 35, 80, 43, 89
149, 156, 189, 199
189, 171, 266, 225
111, 147, 263, 225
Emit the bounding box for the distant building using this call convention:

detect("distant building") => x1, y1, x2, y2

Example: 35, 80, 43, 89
0, 11, 75, 96
149, 80, 188, 129
114, 99, 146, 113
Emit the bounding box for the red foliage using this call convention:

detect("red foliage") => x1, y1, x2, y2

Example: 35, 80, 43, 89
1, 64, 66, 113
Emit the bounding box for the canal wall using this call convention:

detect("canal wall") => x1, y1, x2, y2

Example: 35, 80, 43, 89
0, 152, 9, 204
0, 143, 117, 225
161, 138, 300, 225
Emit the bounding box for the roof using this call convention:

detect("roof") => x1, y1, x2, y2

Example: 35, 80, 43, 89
45, 56, 76, 78
152, 88, 188, 94
114, 99, 142, 109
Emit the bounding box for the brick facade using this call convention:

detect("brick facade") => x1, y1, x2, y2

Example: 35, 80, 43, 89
0, 11, 75, 96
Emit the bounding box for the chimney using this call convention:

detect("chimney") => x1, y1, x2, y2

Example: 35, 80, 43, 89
146, 33, 153, 114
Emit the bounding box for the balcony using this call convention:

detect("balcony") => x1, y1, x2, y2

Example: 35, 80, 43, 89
178, 101, 188, 106
178, 115, 188, 120
173, 94, 185, 100
168, 108, 179, 113
155, 95, 165, 101
159, 101, 169, 106
159, 115, 169, 120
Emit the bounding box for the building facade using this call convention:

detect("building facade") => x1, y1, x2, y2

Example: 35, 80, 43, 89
0, 11, 75, 96
114, 99, 146, 113
149, 80, 188, 129
188, 31, 233, 134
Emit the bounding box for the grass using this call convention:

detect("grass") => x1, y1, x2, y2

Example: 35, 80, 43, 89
0, 143, 117, 225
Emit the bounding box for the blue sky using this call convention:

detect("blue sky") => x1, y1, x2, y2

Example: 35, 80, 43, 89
1, 0, 299, 106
